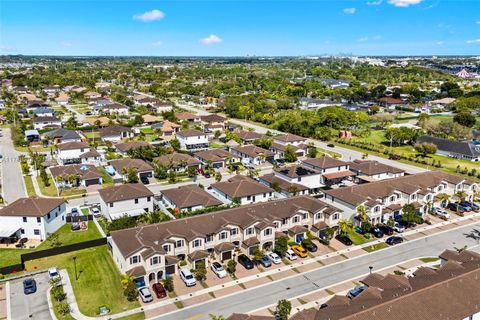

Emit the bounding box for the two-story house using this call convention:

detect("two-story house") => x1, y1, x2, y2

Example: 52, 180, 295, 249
33, 116, 62, 130
160, 184, 224, 212
176, 129, 209, 151
108, 159, 154, 181
0, 197, 66, 241
108, 195, 342, 286
229, 145, 275, 166
259, 165, 322, 195
200, 114, 228, 133
193, 149, 240, 169
99, 184, 154, 220
211, 175, 275, 205
301, 157, 354, 186
347, 159, 405, 183
270, 133, 309, 159
56, 141, 100, 165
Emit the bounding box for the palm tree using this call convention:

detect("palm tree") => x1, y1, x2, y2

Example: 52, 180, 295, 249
121, 274, 135, 289
436, 193, 450, 208
454, 191, 467, 202
338, 219, 354, 236
356, 205, 368, 222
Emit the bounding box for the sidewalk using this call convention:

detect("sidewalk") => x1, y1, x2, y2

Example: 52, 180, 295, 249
63, 211, 480, 320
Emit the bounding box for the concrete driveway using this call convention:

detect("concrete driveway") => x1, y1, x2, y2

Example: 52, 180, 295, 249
9, 272, 52, 320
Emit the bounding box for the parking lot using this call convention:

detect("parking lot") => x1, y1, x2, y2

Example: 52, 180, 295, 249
9, 272, 51, 320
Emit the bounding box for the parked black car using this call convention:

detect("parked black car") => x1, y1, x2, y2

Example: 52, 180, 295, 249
326, 143, 335, 148
386, 236, 404, 246
238, 254, 254, 270
335, 234, 353, 246
465, 201, 480, 211
23, 279, 37, 295
371, 227, 384, 238
140, 176, 150, 185
377, 225, 394, 236
447, 203, 465, 213
302, 241, 318, 252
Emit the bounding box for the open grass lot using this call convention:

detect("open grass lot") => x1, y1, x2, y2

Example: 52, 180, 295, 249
36, 176, 87, 197
23, 175, 36, 196
15, 145, 53, 153
0, 221, 102, 268
25, 246, 140, 316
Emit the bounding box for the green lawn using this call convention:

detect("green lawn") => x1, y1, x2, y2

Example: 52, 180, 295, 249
140, 127, 153, 134
23, 175, 36, 196
116, 313, 145, 320
50, 287, 75, 320
15, 146, 53, 153
209, 141, 224, 148
83, 131, 100, 139
363, 242, 389, 252
0, 221, 102, 268
346, 230, 371, 246
420, 257, 440, 263
81, 208, 89, 216
98, 167, 114, 186
36, 176, 87, 197
25, 246, 140, 316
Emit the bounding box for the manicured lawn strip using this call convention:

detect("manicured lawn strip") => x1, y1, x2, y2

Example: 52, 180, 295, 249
36, 175, 58, 196
25, 246, 140, 316
50, 289, 75, 320
24, 175, 36, 196
140, 127, 153, 134
0, 221, 102, 268
362, 242, 389, 252
209, 141, 224, 148
346, 230, 370, 246
81, 208, 89, 215
116, 313, 145, 320
15, 146, 53, 153
420, 257, 440, 263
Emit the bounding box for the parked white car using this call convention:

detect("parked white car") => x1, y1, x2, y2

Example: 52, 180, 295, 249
285, 249, 297, 261
211, 262, 228, 278
436, 209, 451, 219
48, 267, 60, 281
393, 223, 405, 233
138, 287, 153, 303
180, 268, 196, 287
267, 252, 282, 264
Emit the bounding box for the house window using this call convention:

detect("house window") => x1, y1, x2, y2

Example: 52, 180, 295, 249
333, 213, 340, 220
302, 213, 307, 220
374, 206, 380, 213
36, 217, 41, 223
193, 239, 202, 247
47, 213, 51, 219
109, 203, 113, 208
34, 229, 40, 235
23, 217, 27, 223
147, 197, 151, 202
273, 222, 279, 228
230, 228, 238, 236
315, 213, 322, 220
293, 216, 300, 223
151, 256, 159, 265
135, 199, 139, 204
390, 196, 395, 202
163, 245, 170, 252
130, 256, 139, 264
411, 194, 416, 200
206, 235, 213, 243
264, 228, 272, 236
175, 240, 183, 248
298, 177, 302, 182
219, 232, 227, 240
246, 227, 254, 235
281, 218, 288, 225
247, 195, 251, 200
21, 229, 25, 234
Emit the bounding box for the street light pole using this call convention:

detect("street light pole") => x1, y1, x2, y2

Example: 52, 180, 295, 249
369, 266, 373, 274
73, 256, 78, 280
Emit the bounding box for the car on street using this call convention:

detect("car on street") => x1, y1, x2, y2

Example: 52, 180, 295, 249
152, 282, 167, 298
23, 279, 37, 295
238, 254, 254, 269
291, 245, 308, 258
267, 252, 282, 264
386, 236, 404, 246
140, 176, 150, 185
377, 225, 394, 236
326, 143, 335, 148
211, 262, 228, 278
388, 155, 401, 160
48, 267, 60, 281
335, 234, 353, 246
347, 285, 367, 299
259, 256, 272, 268
285, 249, 298, 261
436, 209, 451, 219
393, 223, 405, 233
138, 287, 153, 303
180, 268, 196, 286
447, 203, 465, 213
371, 227, 384, 238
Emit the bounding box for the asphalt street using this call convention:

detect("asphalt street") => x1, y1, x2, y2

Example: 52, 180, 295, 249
9, 272, 51, 320
151, 222, 480, 320
0, 127, 27, 204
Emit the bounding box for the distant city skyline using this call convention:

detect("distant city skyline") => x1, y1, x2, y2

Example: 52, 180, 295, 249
1, 0, 479, 56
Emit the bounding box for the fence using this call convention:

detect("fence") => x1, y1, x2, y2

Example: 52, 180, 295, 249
0, 238, 107, 275
66, 215, 93, 223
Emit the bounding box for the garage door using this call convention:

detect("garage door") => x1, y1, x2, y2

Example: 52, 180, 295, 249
221, 251, 232, 261
85, 178, 100, 186
140, 172, 152, 178
165, 265, 176, 276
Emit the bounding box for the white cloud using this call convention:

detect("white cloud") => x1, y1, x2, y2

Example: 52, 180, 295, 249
151, 41, 162, 47
372, 35, 382, 40
358, 37, 369, 42
343, 7, 357, 14
436, 41, 445, 45
367, 0, 383, 5
466, 39, 480, 44
200, 34, 222, 45
133, 9, 165, 22
0, 45, 16, 52
62, 41, 72, 48
476, 21, 480, 25
388, 0, 423, 7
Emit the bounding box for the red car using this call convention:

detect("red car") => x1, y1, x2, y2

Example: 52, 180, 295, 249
152, 283, 167, 299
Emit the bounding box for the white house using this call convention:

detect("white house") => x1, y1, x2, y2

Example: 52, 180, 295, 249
210, 175, 275, 205
229, 145, 275, 166
301, 156, 354, 186
56, 141, 101, 165
0, 197, 66, 241
176, 129, 209, 151
99, 184, 154, 220
271, 165, 323, 193
99, 125, 133, 143
33, 116, 62, 130
102, 103, 130, 116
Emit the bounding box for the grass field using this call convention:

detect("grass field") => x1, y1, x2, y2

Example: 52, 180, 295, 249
98, 167, 114, 187
15, 146, 52, 153
36, 176, 87, 197
25, 246, 140, 316
23, 175, 36, 196
0, 221, 102, 268
140, 127, 153, 134
346, 230, 371, 246
83, 131, 100, 139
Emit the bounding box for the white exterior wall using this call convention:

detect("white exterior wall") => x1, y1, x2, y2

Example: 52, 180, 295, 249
33, 121, 62, 130
58, 148, 89, 164
177, 134, 209, 150
211, 187, 274, 205
274, 172, 322, 190
101, 196, 153, 220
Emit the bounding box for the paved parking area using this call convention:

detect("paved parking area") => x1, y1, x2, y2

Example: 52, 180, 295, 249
9, 272, 51, 320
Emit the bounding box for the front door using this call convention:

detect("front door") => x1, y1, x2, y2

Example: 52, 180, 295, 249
221, 251, 232, 261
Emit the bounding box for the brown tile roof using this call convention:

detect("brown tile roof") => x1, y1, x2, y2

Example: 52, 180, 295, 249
211, 175, 274, 198
161, 184, 223, 209
214, 242, 236, 253
230, 145, 275, 158
177, 128, 205, 138
153, 153, 201, 169
98, 183, 153, 203
439, 249, 480, 263
194, 149, 236, 163
274, 165, 320, 179
174, 112, 197, 121
274, 133, 307, 143
322, 170, 354, 180
200, 114, 227, 123
115, 141, 151, 153
57, 141, 90, 151
79, 149, 101, 158
347, 160, 405, 176
0, 197, 65, 217
227, 314, 273, 320
302, 156, 347, 169
188, 250, 210, 261
110, 195, 340, 258
242, 236, 260, 247
109, 159, 154, 173
235, 130, 264, 141
126, 266, 146, 277
259, 173, 309, 193
324, 171, 470, 207
49, 164, 102, 181
33, 116, 61, 122
99, 125, 131, 137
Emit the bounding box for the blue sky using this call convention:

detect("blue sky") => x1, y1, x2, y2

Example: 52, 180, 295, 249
1, 0, 479, 56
